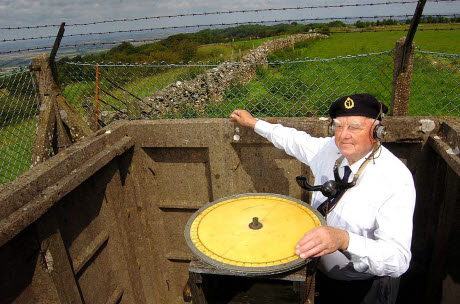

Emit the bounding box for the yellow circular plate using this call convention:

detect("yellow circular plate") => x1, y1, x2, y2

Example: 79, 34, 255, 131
184, 193, 325, 275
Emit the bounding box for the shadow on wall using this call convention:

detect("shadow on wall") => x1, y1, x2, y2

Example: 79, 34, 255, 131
231, 143, 294, 195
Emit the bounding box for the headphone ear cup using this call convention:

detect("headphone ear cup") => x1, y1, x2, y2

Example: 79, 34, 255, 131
373, 123, 386, 140
330, 122, 335, 135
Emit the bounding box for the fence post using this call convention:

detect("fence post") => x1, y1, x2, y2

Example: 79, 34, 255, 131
391, 0, 426, 116
391, 37, 415, 116
30, 54, 61, 165
30, 54, 93, 166
95, 63, 99, 128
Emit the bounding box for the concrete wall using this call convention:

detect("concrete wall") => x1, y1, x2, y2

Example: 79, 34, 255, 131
0, 117, 459, 304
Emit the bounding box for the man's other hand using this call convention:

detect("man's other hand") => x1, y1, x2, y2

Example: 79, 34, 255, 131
230, 109, 258, 129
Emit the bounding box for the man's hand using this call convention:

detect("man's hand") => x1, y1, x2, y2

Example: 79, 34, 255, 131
295, 226, 350, 259
230, 109, 258, 129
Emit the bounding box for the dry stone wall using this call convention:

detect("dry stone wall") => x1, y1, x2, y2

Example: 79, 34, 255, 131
100, 33, 327, 123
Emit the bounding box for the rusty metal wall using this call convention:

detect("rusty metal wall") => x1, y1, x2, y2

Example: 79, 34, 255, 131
0, 117, 458, 304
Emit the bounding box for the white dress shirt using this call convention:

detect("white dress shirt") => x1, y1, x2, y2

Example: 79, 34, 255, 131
254, 120, 416, 279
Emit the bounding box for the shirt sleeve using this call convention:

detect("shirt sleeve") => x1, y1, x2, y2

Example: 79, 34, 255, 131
254, 120, 331, 166
346, 178, 416, 278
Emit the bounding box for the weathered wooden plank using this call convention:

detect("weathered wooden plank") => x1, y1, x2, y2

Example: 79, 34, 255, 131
72, 230, 109, 275
37, 212, 83, 304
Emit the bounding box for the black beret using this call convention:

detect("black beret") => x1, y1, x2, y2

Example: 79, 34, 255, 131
329, 93, 388, 121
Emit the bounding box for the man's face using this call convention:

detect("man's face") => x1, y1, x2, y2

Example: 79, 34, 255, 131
334, 116, 376, 165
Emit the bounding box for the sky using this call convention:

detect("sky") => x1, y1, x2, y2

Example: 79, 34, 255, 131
0, 0, 457, 26
0, 0, 458, 52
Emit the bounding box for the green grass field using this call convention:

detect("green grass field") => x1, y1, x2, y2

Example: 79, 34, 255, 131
0, 118, 37, 184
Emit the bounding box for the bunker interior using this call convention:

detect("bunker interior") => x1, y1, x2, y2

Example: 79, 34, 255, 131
0, 117, 459, 304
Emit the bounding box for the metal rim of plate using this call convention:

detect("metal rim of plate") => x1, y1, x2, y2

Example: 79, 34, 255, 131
184, 193, 326, 276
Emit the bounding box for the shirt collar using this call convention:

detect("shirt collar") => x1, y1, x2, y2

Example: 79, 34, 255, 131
340, 145, 381, 174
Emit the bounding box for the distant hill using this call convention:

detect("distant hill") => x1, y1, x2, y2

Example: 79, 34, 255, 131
57, 22, 330, 64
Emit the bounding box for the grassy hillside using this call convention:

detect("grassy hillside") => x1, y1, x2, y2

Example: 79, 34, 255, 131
271, 24, 460, 60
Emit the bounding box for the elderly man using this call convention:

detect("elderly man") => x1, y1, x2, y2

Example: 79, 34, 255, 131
230, 93, 416, 304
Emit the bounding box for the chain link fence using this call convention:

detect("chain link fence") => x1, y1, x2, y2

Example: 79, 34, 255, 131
0, 66, 40, 184
58, 50, 397, 127
411, 50, 459, 116
1, 50, 459, 183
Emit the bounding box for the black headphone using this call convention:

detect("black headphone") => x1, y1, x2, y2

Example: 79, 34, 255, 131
372, 101, 386, 140
372, 123, 386, 140
296, 162, 355, 198
330, 101, 386, 140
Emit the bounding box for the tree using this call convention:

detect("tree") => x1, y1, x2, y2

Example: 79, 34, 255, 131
356, 20, 366, 28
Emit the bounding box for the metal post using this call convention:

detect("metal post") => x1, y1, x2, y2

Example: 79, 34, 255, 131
50, 22, 65, 86
95, 64, 100, 129
400, 0, 426, 73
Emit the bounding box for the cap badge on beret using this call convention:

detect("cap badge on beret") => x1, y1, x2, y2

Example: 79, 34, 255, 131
344, 97, 354, 109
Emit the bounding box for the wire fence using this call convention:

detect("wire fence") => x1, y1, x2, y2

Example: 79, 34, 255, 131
0, 49, 459, 184
411, 50, 460, 115
0, 66, 40, 184
57, 50, 396, 126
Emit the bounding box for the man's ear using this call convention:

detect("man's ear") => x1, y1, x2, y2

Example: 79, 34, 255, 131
329, 120, 335, 136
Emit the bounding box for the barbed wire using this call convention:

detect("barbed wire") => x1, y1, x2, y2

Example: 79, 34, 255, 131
1, 14, 458, 44
1, 26, 458, 55
0, 0, 458, 30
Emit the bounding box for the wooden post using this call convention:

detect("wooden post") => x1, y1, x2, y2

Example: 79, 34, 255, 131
30, 54, 93, 167
31, 54, 60, 166
390, 37, 415, 116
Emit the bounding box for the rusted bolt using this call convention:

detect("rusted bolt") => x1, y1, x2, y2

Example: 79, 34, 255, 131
249, 217, 263, 230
